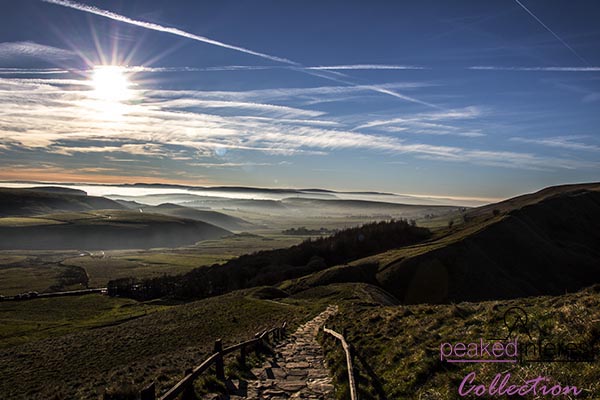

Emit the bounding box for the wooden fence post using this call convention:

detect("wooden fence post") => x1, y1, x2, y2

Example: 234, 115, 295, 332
182, 368, 195, 400
214, 339, 225, 381
140, 382, 156, 400
254, 333, 261, 354
240, 345, 247, 366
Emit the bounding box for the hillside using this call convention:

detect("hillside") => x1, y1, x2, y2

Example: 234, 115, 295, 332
284, 183, 600, 303
0, 210, 231, 250
0, 290, 322, 399
107, 219, 431, 299
0, 188, 125, 216
144, 203, 254, 231
321, 284, 600, 399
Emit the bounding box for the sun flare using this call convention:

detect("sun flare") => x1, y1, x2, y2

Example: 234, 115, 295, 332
91, 65, 132, 102
88, 65, 133, 119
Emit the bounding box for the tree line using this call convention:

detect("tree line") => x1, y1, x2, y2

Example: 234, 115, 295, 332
107, 219, 431, 300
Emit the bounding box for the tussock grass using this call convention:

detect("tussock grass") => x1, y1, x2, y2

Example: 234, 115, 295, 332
321, 286, 600, 399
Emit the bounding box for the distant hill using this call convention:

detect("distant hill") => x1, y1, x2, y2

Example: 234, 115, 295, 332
29, 186, 88, 196
0, 210, 230, 250
0, 188, 125, 216
285, 183, 600, 303
281, 197, 457, 212
145, 203, 254, 231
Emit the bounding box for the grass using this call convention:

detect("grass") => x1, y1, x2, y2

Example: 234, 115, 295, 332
320, 285, 600, 399
62, 254, 230, 288
0, 265, 78, 296
0, 254, 27, 265
0, 217, 64, 227
0, 294, 166, 347
0, 290, 325, 400
0, 233, 305, 293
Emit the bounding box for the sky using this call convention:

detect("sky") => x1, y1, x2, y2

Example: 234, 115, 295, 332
0, 0, 599, 202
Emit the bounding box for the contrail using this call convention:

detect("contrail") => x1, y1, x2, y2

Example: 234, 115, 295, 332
470, 66, 600, 72
307, 64, 425, 70
41, 0, 437, 108
514, 0, 588, 65
41, 0, 299, 65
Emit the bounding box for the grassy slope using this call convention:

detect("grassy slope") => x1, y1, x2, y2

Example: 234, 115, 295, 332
283, 184, 600, 303
0, 290, 325, 400
320, 285, 600, 399
0, 295, 166, 347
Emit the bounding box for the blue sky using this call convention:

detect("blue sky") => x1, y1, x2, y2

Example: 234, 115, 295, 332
0, 0, 599, 202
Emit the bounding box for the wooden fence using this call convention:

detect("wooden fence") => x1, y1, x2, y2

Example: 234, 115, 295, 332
323, 327, 358, 400
128, 321, 287, 400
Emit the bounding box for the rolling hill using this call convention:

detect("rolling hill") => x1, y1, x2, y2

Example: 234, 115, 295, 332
0, 187, 125, 216
283, 183, 600, 303
143, 203, 254, 231
0, 210, 231, 250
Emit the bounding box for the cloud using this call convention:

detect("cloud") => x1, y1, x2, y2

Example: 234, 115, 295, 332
148, 98, 325, 118
0, 67, 71, 75
189, 161, 286, 168
353, 106, 482, 131
0, 74, 592, 172
126, 65, 276, 73
306, 64, 425, 70
583, 93, 600, 103
42, 0, 436, 108
469, 66, 600, 72
0, 166, 205, 184
42, 0, 296, 65
0, 41, 75, 62
510, 136, 600, 152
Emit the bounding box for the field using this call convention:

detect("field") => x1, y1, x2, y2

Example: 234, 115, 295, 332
0, 233, 307, 295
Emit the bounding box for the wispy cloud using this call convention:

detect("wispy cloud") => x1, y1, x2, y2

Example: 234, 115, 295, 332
0, 67, 71, 75
148, 98, 325, 118
42, 0, 436, 108
306, 64, 425, 70
0, 41, 75, 61
189, 161, 288, 168
510, 136, 600, 152
354, 107, 483, 135
469, 66, 600, 72
127, 65, 276, 73
42, 0, 296, 65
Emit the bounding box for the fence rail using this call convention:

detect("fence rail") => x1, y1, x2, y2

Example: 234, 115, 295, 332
129, 321, 287, 400
323, 327, 358, 400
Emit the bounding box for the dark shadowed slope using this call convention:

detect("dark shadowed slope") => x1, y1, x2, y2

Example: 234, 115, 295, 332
285, 183, 600, 303
0, 188, 125, 216
0, 210, 231, 250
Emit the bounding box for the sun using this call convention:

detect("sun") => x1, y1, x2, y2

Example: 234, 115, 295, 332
91, 65, 132, 102
87, 65, 133, 119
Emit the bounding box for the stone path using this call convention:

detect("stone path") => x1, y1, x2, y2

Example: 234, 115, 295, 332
213, 305, 338, 400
